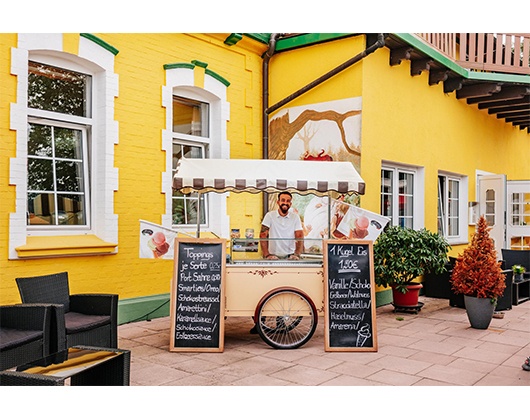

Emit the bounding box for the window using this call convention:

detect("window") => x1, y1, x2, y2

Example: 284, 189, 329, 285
26, 62, 92, 228
27, 122, 89, 226
381, 166, 418, 228
9, 34, 119, 259
172, 96, 209, 228
438, 172, 468, 243
162, 65, 230, 237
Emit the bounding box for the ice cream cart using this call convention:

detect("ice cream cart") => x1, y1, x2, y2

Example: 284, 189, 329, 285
172, 158, 369, 350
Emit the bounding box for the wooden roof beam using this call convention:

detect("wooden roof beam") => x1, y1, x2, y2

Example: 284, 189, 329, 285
429, 70, 449, 85
411, 58, 434, 76
488, 104, 530, 114
444, 77, 463, 93
456, 83, 502, 99
478, 95, 530, 110
390, 46, 413, 66
466, 86, 530, 104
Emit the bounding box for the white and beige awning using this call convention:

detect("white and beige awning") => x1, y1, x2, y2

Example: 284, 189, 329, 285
172, 158, 365, 195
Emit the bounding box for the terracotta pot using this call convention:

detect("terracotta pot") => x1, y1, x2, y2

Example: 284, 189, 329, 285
391, 283, 423, 307
464, 295, 495, 329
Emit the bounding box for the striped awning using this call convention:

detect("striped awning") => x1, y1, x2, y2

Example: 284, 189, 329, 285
172, 158, 365, 195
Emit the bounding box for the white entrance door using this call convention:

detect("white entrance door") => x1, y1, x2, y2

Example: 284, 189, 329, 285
478, 174, 506, 258
506, 180, 530, 250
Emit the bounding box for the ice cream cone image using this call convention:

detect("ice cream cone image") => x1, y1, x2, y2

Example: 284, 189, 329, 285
356, 324, 371, 347
148, 231, 170, 258
351, 215, 369, 239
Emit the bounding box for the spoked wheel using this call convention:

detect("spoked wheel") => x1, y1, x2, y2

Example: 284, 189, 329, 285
255, 288, 318, 349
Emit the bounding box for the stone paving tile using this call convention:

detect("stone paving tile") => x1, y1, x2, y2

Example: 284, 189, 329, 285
366, 369, 420, 386
320, 374, 386, 385
367, 354, 432, 375
377, 344, 419, 358
407, 337, 466, 355
231, 373, 294, 386
451, 346, 513, 365
294, 354, 344, 370
269, 364, 340, 385
407, 350, 456, 366
328, 360, 382, 379
416, 364, 486, 385
130, 362, 191, 386
207, 355, 292, 379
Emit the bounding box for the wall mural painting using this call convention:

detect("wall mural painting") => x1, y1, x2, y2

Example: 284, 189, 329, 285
268, 98, 378, 255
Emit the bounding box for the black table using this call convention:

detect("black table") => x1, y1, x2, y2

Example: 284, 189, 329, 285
513, 276, 530, 305
0, 346, 130, 386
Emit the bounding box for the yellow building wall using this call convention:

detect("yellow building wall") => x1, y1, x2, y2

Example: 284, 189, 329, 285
361, 41, 530, 255
268, 34, 530, 261
0, 33, 266, 305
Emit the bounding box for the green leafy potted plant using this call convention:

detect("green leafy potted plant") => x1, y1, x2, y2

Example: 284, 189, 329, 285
512, 264, 526, 282
373, 225, 451, 309
450, 215, 506, 329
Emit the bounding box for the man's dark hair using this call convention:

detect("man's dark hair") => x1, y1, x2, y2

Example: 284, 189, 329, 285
278, 191, 292, 200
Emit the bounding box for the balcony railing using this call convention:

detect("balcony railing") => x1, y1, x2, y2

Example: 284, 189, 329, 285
416, 33, 530, 75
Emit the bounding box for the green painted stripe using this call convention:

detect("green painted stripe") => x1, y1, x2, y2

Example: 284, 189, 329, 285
191, 59, 208, 68
275, 33, 356, 51
163, 62, 195, 70
205, 68, 230, 87
118, 293, 170, 325
80, 33, 119, 56
243, 33, 270, 44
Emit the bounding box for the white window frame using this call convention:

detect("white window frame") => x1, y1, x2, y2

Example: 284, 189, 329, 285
171, 140, 208, 228
381, 162, 424, 229
438, 171, 468, 244
9, 34, 119, 259
162, 68, 230, 237
27, 118, 91, 229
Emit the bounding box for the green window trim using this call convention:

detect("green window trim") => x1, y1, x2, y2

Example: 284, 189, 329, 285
164, 62, 230, 87
80, 33, 119, 56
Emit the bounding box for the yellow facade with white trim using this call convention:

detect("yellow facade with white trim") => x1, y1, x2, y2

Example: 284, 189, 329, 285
1, 33, 528, 320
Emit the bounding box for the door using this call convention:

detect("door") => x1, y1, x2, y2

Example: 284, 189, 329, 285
478, 174, 506, 258
506, 180, 530, 250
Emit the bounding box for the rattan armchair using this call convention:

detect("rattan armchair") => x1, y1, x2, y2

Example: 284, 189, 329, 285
501, 249, 530, 272
15, 272, 118, 353
0, 304, 53, 370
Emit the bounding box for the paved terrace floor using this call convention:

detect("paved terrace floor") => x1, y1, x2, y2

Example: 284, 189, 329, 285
118, 297, 530, 388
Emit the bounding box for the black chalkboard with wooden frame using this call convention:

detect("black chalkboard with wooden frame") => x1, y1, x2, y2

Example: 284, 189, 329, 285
324, 240, 378, 352
170, 238, 226, 352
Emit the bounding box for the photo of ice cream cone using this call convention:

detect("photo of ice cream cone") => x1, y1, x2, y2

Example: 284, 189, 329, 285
148, 231, 170, 258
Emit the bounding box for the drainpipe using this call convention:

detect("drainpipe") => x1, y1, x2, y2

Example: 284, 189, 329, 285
262, 33, 281, 160
266, 33, 386, 116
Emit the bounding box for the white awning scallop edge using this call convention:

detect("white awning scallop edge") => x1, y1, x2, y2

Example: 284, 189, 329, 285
172, 158, 365, 195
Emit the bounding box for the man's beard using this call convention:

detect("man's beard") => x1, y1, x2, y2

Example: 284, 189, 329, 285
279, 204, 289, 214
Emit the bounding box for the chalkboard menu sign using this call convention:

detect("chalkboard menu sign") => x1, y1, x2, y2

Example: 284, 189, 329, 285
170, 238, 225, 352
324, 240, 378, 352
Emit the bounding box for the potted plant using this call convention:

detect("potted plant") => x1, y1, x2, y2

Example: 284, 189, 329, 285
450, 215, 506, 329
512, 264, 526, 282
373, 225, 451, 309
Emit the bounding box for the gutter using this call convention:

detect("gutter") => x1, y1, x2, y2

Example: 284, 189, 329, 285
262, 33, 282, 160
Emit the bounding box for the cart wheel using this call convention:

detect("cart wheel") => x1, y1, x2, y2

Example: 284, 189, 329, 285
255, 288, 318, 349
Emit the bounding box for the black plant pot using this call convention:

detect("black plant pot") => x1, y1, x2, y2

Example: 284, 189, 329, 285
423, 263, 453, 299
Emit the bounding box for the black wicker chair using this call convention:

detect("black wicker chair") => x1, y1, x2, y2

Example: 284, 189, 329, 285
15, 272, 118, 353
501, 249, 530, 271
0, 304, 54, 370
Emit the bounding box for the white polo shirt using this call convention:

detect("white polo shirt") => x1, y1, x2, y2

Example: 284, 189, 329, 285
262, 209, 303, 256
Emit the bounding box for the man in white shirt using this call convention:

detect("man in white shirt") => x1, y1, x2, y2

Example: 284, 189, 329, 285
260, 191, 304, 260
